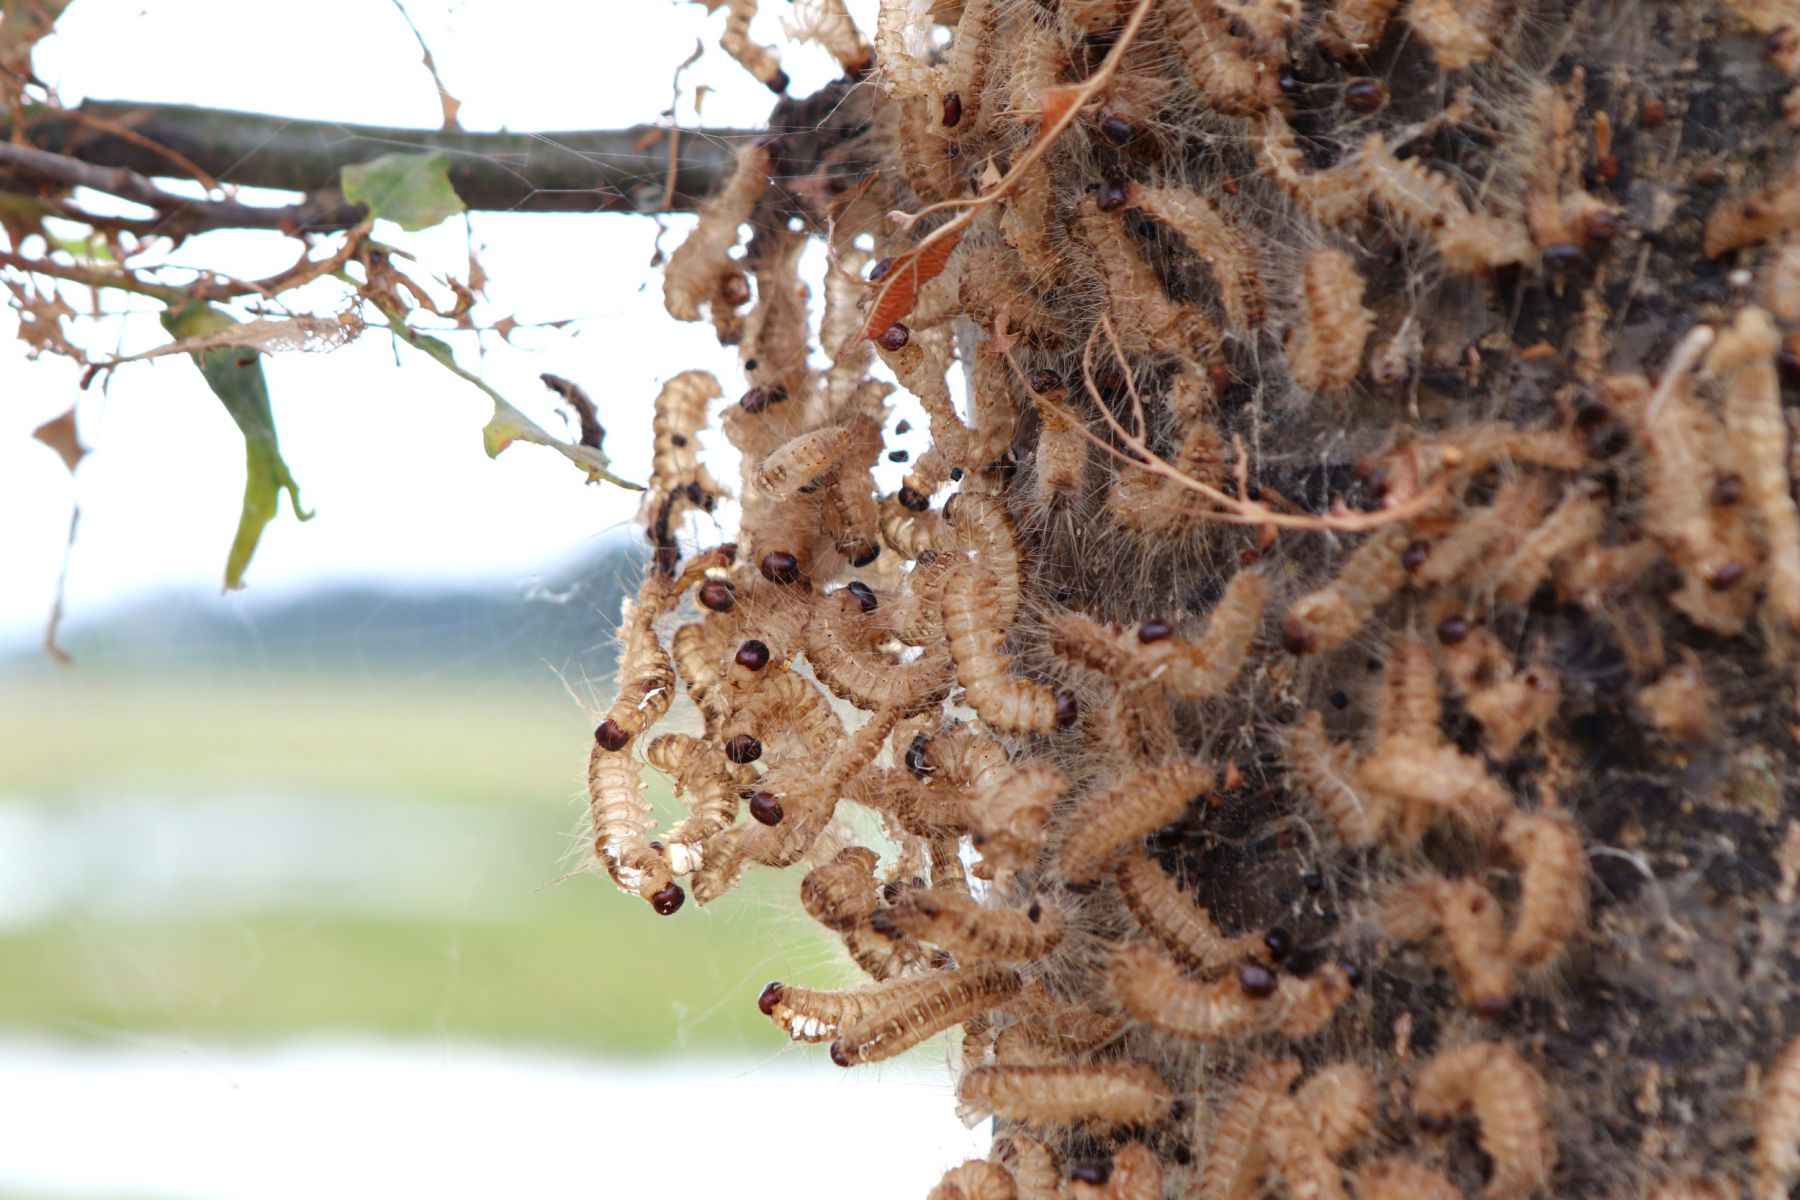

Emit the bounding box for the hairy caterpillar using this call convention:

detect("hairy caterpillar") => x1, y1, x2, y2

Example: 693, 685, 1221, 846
1492, 485, 1607, 605
756, 968, 962, 1045
831, 960, 1022, 1066
751, 424, 851, 501
1416, 477, 1549, 588
1029, 376, 1088, 510
799, 845, 884, 931
1498, 810, 1587, 968
1357, 737, 1512, 846
1057, 761, 1213, 885
1353, 1159, 1464, 1200
1159, 0, 1279, 114
1383, 876, 1514, 1016
1110, 941, 1283, 1041
969, 764, 1064, 881
1406, 0, 1506, 70
1106, 419, 1228, 538
1413, 1042, 1555, 1200
1258, 114, 1368, 226
663, 145, 770, 322
717, 0, 787, 91
1761, 1035, 1800, 1200
1295, 1062, 1379, 1157
1710, 306, 1800, 634
1265, 1095, 1353, 1200
1705, 162, 1800, 257
1282, 525, 1413, 655
806, 586, 953, 715
645, 733, 739, 875
589, 744, 681, 914
1073, 195, 1223, 361
1464, 665, 1561, 760
1375, 635, 1443, 744
874, 886, 1067, 962
1289, 711, 1378, 847
1321, 0, 1404, 56
927, 1160, 1017, 1200
959, 1062, 1174, 1132
1198, 1059, 1305, 1200
1287, 247, 1374, 395
991, 1135, 1059, 1200
943, 560, 1073, 735
1129, 183, 1266, 334
1063, 1142, 1163, 1200
1115, 849, 1266, 971
1007, 980, 1132, 1056
1051, 571, 1268, 699
644, 370, 727, 514
788, 0, 872, 75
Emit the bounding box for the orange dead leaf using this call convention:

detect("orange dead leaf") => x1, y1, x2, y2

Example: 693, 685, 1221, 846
862, 229, 965, 339
1037, 85, 1087, 141
32, 408, 85, 473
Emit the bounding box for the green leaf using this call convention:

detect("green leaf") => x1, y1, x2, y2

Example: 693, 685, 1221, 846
162, 302, 314, 590
366, 295, 641, 491
340, 151, 465, 231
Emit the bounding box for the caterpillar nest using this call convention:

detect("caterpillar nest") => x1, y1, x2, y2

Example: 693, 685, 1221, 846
580, 2, 1800, 1195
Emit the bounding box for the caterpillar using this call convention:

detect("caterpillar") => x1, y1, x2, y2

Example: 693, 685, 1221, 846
1413, 1042, 1555, 1200
1382, 876, 1514, 1017
1295, 1062, 1379, 1157
717, 0, 787, 92
1321, 0, 1404, 56
1264, 1094, 1353, 1200
662, 145, 770, 322
1282, 525, 1413, 655
1289, 711, 1378, 848
1356, 736, 1512, 846
751, 424, 852, 502
874, 886, 1068, 963
1159, 0, 1279, 115
1498, 809, 1587, 969
1287, 247, 1374, 395
968, 764, 1065, 882
959, 1062, 1174, 1132
1197, 1059, 1304, 1200
1129, 183, 1267, 335
927, 1160, 1017, 1200
1057, 761, 1213, 884
1115, 849, 1266, 971
1407, 0, 1507, 70
1710, 306, 1800, 634
589, 743, 681, 914
831, 961, 1023, 1066
645, 732, 739, 875
943, 560, 1074, 735
991, 1135, 1059, 1200
1762, 1035, 1800, 1200
1110, 941, 1285, 1041
806, 586, 953, 716
1052, 571, 1269, 699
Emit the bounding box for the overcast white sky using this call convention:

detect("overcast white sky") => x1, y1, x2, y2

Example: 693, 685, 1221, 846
0, 0, 882, 648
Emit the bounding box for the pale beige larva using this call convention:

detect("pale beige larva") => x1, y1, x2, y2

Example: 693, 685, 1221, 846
806, 587, 953, 716
943, 559, 1071, 735
1110, 941, 1276, 1041
1115, 849, 1265, 971
798, 845, 883, 932
1353, 1158, 1464, 1200
662, 146, 769, 322
1321, 0, 1403, 56
1289, 711, 1378, 847
1375, 635, 1443, 744
831, 961, 1023, 1066
991, 1135, 1059, 1200
1053, 572, 1269, 700
1407, 0, 1504, 69
1492, 485, 1608, 605
750, 424, 851, 502
1198, 1058, 1304, 1200
1711, 306, 1800, 633
876, 886, 1067, 963
927, 1159, 1017, 1200
1413, 1042, 1555, 1200
1499, 809, 1587, 968
589, 743, 680, 914
1356, 736, 1512, 846
959, 1062, 1173, 1132
644, 732, 738, 875
1058, 762, 1214, 884
1295, 1062, 1379, 1157
1265, 1094, 1352, 1200
1160, 0, 1278, 114
1282, 525, 1413, 655
1384, 876, 1514, 1016
1288, 246, 1374, 395
1130, 183, 1267, 334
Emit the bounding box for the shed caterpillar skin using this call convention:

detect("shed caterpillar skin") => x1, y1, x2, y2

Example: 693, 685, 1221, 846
1289, 711, 1377, 848
1353, 1159, 1464, 1200
1052, 571, 1269, 699
1759, 1035, 1800, 1200
1382, 877, 1514, 1017
589, 744, 681, 915
1115, 849, 1266, 971
1198, 1058, 1305, 1200
645, 733, 739, 875
1294, 1062, 1379, 1158
959, 1062, 1174, 1132
1288, 247, 1374, 395
1282, 525, 1413, 655
927, 1160, 1017, 1200
1159, 0, 1280, 115
1498, 810, 1587, 969
874, 886, 1068, 963
943, 560, 1074, 735
1129, 183, 1267, 334
1413, 1042, 1555, 1200
1057, 762, 1213, 885
805, 586, 953, 716
1710, 306, 1800, 634
663, 145, 770, 322
830, 961, 1023, 1066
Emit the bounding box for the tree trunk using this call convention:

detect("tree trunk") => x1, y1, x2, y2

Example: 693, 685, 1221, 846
599, 3, 1800, 1197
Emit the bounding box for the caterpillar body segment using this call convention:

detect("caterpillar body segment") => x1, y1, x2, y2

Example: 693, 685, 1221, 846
876, 886, 1067, 962
831, 961, 1023, 1066
1412, 1042, 1555, 1200
1289, 711, 1378, 847
1115, 849, 1265, 971
1498, 809, 1587, 969
959, 1062, 1174, 1132
1058, 762, 1213, 884
943, 560, 1070, 735
1051, 571, 1268, 699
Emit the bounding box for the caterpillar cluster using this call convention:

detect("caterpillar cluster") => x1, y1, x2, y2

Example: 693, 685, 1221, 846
584, 1, 1800, 1195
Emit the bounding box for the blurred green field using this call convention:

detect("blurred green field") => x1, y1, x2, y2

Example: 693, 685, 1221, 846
0, 668, 846, 1055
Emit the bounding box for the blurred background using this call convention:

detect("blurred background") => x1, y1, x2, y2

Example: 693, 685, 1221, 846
0, 2, 980, 1196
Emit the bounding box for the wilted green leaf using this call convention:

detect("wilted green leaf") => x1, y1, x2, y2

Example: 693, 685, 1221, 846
341, 151, 465, 231
162, 302, 313, 590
